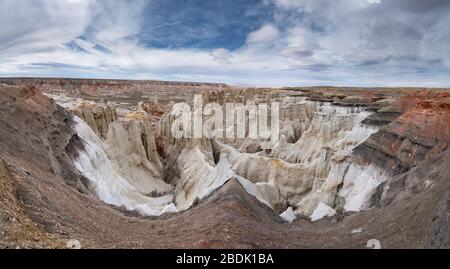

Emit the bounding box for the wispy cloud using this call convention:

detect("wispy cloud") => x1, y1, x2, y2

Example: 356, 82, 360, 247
1, 0, 450, 87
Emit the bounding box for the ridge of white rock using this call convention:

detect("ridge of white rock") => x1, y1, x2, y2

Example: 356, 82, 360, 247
339, 163, 387, 212
310, 203, 336, 222
280, 207, 296, 224
215, 100, 387, 220
105, 121, 168, 194
177, 155, 273, 211
272, 103, 377, 164
73, 116, 176, 217
174, 145, 217, 210
275, 102, 385, 217
220, 142, 314, 210
72, 116, 272, 216
61, 95, 389, 222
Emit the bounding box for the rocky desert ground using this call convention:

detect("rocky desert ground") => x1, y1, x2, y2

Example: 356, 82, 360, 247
1, 78, 450, 249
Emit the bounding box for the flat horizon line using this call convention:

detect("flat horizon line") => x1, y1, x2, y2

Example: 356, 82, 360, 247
1, 76, 450, 90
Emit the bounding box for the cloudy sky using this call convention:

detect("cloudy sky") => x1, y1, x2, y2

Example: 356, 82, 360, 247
1, 0, 450, 87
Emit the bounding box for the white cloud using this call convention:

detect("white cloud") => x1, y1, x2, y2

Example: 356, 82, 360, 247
1, 0, 450, 87
246, 24, 280, 44
210, 48, 233, 64
272, 0, 305, 9
0, 0, 92, 56
88, 0, 147, 46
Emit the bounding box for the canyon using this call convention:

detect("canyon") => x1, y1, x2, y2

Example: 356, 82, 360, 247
1, 78, 450, 248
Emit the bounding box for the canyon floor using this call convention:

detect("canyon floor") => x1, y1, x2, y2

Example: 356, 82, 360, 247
1, 78, 450, 249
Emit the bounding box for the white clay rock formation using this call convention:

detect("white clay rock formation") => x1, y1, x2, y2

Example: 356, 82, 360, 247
56, 92, 388, 223
2, 82, 450, 249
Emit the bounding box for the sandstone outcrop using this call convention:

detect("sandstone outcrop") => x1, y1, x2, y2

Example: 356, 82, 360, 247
75, 103, 117, 139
